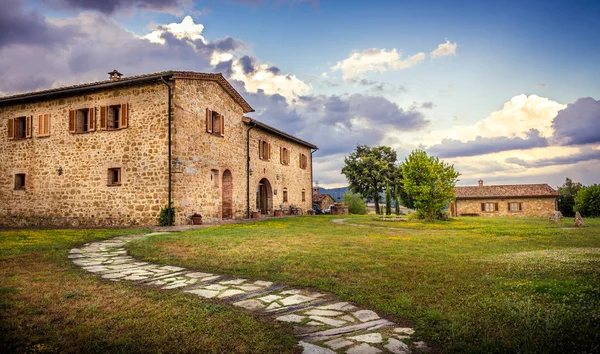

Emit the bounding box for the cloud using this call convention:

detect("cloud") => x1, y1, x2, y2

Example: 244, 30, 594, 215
428, 129, 548, 158
45, 0, 189, 14
431, 40, 457, 59
331, 48, 426, 80
143, 15, 206, 44
505, 147, 600, 168
552, 97, 600, 145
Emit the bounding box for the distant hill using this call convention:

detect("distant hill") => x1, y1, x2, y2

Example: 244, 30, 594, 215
317, 187, 349, 202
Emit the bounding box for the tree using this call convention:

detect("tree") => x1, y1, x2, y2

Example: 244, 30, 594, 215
343, 192, 368, 214
385, 183, 392, 215
342, 145, 397, 214
402, 150, 460, 221
558, 177, 584, 217
394, 184, 400, 215
574, 184, 600, 217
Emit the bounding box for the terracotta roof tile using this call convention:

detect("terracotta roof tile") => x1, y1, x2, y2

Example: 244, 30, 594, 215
454, 184, 559, 199
243, 117, 318, 149
313, 194, 334, 203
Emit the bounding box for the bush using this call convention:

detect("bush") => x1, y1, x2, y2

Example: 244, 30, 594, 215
574, 185, 600, 217
158, 206, 175, 226
343, 193, 368, 215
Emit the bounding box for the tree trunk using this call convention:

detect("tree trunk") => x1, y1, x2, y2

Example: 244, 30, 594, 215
374, 198, 380, 215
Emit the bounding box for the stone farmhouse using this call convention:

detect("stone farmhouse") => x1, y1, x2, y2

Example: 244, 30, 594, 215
451, 180, 559, 217
0, 70, 317, 227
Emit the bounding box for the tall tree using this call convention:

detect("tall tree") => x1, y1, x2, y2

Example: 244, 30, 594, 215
558, 177, 584, 217
394, 184, 400, 215
574, 184, 600, 217
385, 182, 392, 215
341, 145, 397, 214
402, 150, 460, 221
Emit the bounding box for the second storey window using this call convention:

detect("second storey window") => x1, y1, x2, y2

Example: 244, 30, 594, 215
280, 147, 290, 165
14, 173, 26, 190
206, 108, 224, 137
37, 114, 51, 137
8, 116, 32, 140
107, 168, 121, 186
100, 104, 128, 130
481, 202, 498, 212
69, 108, 95, 133
299, 153, 308, 169
259, 139, 271, 160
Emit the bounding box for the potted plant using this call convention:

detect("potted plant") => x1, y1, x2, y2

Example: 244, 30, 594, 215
191, 212, 203, 225
252, 209, 261, 219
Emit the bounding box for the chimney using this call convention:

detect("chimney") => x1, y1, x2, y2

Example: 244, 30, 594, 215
108, 69, 123, 81
478, 179, 484, 187
313, 186, 320, 195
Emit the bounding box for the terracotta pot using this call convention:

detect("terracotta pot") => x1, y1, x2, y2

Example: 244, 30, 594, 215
274, 210, 283, 217
306, 209, 315, 215
191, 216, 203, 225
252, 211, 261, 219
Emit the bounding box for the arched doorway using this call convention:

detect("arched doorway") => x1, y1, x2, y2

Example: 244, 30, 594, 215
222, 170, 233, 219
256, 178, 273, 215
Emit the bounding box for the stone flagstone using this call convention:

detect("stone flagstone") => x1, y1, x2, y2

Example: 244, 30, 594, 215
71, 230, 431, 354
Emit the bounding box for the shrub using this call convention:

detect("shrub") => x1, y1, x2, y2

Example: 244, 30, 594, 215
158, 206, 175, 226
574, 185, 600, 217
343, 193, 368, 215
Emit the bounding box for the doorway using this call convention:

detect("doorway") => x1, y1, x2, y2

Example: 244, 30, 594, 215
256, 178, 273, 215
222, 170, 233, 219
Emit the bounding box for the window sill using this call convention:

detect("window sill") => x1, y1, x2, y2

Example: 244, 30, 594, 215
101, 128, 127, 132
36, 135, 51, 138
13, 188, 26, 191
107, 184, 122, 187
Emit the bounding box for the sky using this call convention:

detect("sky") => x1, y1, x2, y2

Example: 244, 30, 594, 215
2, 0, 600, 188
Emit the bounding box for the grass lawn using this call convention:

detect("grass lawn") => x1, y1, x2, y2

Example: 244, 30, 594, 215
0, 229, 297, 354
128, 216, 600, 354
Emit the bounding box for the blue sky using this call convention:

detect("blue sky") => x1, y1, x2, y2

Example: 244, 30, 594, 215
3, 0, 600, 188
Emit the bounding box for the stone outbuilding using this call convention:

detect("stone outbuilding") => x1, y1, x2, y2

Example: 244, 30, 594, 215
313, 193, 335, 211
0, 70, 317, 227
451, 180, 559, 217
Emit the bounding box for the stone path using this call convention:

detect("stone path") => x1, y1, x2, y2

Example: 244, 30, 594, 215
69, 231, 431, 354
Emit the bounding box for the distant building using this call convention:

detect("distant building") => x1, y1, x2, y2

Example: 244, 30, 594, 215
451, 180, 559, 217
313, 193, 335, 211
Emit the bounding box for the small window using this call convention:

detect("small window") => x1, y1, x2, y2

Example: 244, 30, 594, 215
302, 189, 306, 202
107, 168, 121, 186
37, 114, 51, 137
280, 147, 290, 165
299, 153, 308, 169
8, 116, 32, 140
211, 169, 219, 187
259, 139, 271, 161
508, 202, 522, 212
481, 202, 498, 212
283, 188, 288, 202
14, 174, 26, 190
100, 104, 128, 130
206, 108, 224, 137
69, 108, 95, 133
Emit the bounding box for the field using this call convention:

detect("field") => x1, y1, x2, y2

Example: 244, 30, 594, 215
0, 229, 297, 353
127, 216, 600, 353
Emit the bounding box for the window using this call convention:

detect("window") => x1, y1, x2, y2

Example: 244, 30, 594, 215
283, 188, 288, 202
107, 168, 121, 186
69, 108, 95, 133
481, 202, 498, 212
302, 189, 306, 202
206, 108, 224, 137
8, 116, 32, 140
299, 153, 308, 169
280, 147, 290, 165
37, 114, 51, 137
211, 169, 219, 187
259, 139, 271, 160
508, 202, 522, 212
100, 104, 128, 130
14, 174, 26, 190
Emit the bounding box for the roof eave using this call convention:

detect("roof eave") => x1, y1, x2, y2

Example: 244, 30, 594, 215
243, 117, 318, 149
456, 195, 559, 200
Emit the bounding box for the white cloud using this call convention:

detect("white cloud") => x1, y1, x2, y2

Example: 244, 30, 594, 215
431, 40, 457, 59
143, 15, 205, 44
331, 48, 426, 81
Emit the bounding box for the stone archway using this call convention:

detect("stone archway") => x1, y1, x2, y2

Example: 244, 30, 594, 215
256, 178, 273, 215
222, 170, 233, 219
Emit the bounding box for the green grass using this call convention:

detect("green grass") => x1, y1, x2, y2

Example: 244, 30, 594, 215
128, 216, 600, 354
0, 228, 297, 353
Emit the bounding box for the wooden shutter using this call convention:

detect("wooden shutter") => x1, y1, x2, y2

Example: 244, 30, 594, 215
280, 147, 283, 164
206, 108, 213, 133
100, 106, 107, 130
38, 115, 43, 136
481, 203, 485, 212
69, 110, 76, 133
507, 202, 511, 211
8, 118, 14, 140
259, 140, 263, 160
88, 108, 95, 131
25, 115, 32, 138
268, 142, 271, 160
220, 114, 224, 137
494, 203, 499, 211
519, 202, 522, 211
120, 103, 128, 128
45, 114, 51, 135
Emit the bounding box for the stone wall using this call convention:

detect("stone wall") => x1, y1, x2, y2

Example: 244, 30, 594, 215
454, 197, 557, 217
0, 83, 170, 227
170, 78, 314, 225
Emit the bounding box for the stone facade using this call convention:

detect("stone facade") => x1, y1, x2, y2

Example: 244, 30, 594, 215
0, 71, 316, 227
452, 197, 558, 217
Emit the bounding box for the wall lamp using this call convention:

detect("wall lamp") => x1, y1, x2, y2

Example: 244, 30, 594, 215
56, 166, 63, 176
249, 168, 254, 176
276, 174, 280, 180
172, 157, 182, 170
